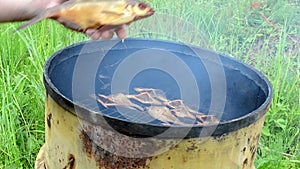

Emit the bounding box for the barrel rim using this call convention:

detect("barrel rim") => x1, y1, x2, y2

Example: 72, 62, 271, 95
43, 38, 273, 138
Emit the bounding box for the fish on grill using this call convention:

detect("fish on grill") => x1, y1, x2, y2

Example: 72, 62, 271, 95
94, 88, 219, 126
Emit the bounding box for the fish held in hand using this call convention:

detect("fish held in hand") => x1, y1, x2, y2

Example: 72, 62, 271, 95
16, 0, 155, 32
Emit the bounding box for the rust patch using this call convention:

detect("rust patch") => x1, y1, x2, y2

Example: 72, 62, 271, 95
80, 132, 93, 158
63, 154, 75, 169
80, 131, 152, 169
242, 158, 248, 168
248, 133, 261, 164
251, 150, 256, 163
186, 142, 198, 152
47, 113, 52, 128
213, 133, 228, 142
254, 133, 261, 141
242, 147, 246, 155
250, 146, 256, 153
234, 132, 241, 147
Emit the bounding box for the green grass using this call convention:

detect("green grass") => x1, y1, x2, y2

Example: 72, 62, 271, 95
0, 0, 299, 168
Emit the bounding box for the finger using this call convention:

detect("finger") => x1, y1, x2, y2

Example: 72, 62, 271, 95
85, 29, 97, 36
115, 25, 127, 39
101, 30, 114, 40
90, 31, 102, 40
86, 29, 101, 40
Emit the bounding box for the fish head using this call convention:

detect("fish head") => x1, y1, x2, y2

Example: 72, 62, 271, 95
127, 1, 155, 21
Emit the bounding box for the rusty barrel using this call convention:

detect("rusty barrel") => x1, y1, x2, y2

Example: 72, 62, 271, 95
36, 38, 272, 169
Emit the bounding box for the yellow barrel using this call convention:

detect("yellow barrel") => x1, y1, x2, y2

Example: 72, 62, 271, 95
36, 39, 272, 169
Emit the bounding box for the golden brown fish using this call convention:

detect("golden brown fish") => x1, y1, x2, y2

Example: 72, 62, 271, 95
16, 0, 155, 32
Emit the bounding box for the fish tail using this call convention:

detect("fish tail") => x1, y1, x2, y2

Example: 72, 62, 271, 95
15, 11, 50, 32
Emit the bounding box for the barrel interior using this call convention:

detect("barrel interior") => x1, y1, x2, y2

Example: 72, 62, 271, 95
45, 38, 271, 137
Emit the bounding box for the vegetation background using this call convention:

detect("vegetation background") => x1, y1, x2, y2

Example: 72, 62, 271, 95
0, 0, 299, 168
